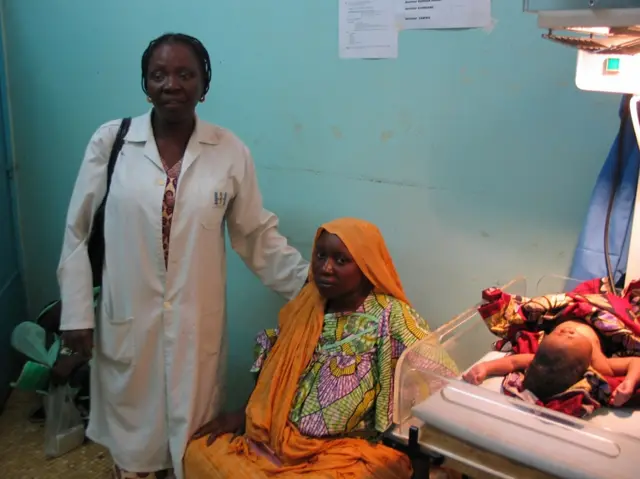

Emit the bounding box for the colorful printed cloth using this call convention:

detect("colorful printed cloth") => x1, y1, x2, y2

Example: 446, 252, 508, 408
251, 292, 458, 438
160, 158, 183, 268
478, 277, 640, 417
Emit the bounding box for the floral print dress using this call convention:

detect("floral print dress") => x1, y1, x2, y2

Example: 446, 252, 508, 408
251, 292, 458, 438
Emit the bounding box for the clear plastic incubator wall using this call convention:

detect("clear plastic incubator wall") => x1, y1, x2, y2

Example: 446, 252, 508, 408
392, 276, 640, 479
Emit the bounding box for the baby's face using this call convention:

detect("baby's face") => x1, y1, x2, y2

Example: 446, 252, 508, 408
545, 327, 592, 360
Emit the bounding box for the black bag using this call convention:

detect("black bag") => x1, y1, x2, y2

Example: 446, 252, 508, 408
87, 118, 131, 287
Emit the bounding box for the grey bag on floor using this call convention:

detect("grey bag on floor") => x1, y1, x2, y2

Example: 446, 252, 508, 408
43, 383, 85, 458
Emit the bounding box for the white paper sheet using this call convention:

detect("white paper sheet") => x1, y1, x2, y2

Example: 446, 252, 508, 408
398, 0, 491, 30
339, 0, 398, 59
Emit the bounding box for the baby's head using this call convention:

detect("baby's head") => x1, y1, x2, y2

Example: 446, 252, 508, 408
522, 326, 592, 401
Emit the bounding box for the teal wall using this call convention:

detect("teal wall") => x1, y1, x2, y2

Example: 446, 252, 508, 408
0, 15, 28, 408
2, 0, 620, 405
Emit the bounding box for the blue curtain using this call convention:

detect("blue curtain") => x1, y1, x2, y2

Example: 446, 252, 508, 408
569, 97, 640, 283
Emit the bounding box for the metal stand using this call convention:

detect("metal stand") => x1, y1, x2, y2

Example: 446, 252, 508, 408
383, 425, 445, 478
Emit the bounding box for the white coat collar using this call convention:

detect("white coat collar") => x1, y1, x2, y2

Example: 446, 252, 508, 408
125, 110, 220, 173
125, 110, 221, 145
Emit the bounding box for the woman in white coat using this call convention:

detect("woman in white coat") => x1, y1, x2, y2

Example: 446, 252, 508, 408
58, 33, 309, 479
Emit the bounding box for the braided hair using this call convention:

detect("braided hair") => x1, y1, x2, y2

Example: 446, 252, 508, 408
141, 33, 212, 96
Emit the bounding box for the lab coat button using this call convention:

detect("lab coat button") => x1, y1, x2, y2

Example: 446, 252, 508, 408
157, 179, 165, 186
163, 301, 171, 310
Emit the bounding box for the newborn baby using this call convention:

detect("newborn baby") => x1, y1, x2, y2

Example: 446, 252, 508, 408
463, 319, 640, 406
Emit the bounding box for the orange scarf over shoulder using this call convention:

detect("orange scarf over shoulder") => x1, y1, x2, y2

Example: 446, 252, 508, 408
185, 218, 412, 478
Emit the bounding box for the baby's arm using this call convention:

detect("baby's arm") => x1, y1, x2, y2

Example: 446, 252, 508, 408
607, 357, 640, 382
463, 354, 534, 385
606, 357, 640, 406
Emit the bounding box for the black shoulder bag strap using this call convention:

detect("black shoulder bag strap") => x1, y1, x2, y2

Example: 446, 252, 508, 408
87, 117, 132, 287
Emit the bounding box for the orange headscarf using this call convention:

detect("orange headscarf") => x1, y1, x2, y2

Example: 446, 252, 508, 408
185, 218, 413, 478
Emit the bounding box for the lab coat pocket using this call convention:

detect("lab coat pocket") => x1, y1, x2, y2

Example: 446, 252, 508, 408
198, 311, 222, 357
97, 316, 135, 364
201, 190, 231, 231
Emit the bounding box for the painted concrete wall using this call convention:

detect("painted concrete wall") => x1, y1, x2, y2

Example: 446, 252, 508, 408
2, 0, 620, 404
0, 13, 28, 408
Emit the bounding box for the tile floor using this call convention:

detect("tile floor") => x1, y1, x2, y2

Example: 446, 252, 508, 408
0, 390, 111, 479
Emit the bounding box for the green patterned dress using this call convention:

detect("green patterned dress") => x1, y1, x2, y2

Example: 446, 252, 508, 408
251, 292, 457, 438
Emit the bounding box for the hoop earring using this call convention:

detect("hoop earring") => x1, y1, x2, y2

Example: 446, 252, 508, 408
146, 96, 152, 103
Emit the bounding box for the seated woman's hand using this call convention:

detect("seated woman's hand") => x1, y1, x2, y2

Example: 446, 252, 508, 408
462, 364, 488, 385
192, 410, 246, 446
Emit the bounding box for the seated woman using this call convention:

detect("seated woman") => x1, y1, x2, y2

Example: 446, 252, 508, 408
185, 218, 459, 478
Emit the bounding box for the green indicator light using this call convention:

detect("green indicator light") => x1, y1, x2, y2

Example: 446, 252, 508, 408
605, 57, 620, 73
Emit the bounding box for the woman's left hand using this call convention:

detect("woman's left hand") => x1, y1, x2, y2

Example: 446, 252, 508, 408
192, 410, 246, 446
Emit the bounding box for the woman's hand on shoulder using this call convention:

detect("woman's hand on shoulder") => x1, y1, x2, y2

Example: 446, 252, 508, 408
192, 410, 246, 446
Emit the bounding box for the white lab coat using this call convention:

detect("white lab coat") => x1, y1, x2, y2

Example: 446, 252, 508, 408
57, 112, 309, 478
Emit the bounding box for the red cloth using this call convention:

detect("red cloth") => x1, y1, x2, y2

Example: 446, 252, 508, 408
478, 278, 640, 418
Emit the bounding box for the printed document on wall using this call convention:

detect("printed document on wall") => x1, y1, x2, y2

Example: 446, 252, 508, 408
399, 0, 491, 30
339, 0, 398, 59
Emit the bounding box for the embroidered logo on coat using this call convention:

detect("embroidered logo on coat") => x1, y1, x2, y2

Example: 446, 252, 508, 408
214, 192, 228, 207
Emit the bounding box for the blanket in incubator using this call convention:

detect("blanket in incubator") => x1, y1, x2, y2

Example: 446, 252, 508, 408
476, 276, 640, 418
